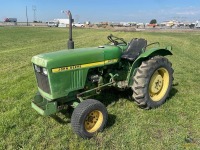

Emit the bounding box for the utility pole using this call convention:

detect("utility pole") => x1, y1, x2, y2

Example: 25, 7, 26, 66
26, 6, 29, 26
32, 5, 37, 22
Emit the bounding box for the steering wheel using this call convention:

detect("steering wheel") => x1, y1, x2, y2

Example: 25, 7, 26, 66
107, 34, 127, 46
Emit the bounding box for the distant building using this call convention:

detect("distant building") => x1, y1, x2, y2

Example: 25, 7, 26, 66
161, 21, 174, 27
120, 22, 131, 27
137, 23, 145, 28
161, 20, 182, 27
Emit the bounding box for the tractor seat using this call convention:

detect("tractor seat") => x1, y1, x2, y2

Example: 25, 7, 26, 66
121, 38, 147, 61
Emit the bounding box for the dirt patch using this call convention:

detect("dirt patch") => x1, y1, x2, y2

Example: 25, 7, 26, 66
105, 25, 114, 30
113, 27, 136, 32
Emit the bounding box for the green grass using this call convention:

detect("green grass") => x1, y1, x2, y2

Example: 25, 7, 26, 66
0, 27, 200, 149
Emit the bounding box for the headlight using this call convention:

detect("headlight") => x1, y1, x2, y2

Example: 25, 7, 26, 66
42, 68, 48, 75
34, 65, 41, 73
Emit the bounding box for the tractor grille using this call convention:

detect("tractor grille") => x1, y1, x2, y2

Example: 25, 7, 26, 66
35, 71, 51, 94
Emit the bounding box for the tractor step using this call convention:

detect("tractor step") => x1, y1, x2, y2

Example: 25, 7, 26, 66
32, 93, 57, 116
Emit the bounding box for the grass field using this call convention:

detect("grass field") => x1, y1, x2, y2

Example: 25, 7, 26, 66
0, 27, 200, 150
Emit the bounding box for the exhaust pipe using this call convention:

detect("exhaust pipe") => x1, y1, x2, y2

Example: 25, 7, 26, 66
67, 11, 74, 49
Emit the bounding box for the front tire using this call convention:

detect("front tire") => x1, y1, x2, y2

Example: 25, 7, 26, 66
132, 56, 174, 109
71, 99, 108, 138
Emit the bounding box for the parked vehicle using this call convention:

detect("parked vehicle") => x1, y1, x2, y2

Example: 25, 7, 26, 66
73, 23, 85, 27
47, 21, 59, 27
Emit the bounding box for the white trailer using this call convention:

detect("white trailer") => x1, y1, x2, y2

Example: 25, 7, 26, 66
54, 19, 69, 25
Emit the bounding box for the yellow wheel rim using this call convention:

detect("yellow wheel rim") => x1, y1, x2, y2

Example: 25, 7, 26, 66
149, 68, 169, 102
84, 110, 103, 133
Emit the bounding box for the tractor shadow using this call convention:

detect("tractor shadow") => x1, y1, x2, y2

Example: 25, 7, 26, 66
96, 85, 179, 109
93, 87, 133, 107
50, 109, 71, 124
51, 88, 130, 126
91, 88, 133, 128
51, 108, 116, 128
168, 87, 178, 100
51, 85, 178, 126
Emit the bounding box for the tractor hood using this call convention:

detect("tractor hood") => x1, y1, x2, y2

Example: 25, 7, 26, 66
32, 45, 122, 69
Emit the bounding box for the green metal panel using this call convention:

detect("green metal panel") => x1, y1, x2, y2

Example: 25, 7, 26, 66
70, 69, 86, 90
103, 45, 122, 60
47, 68, 89, 99
32, 47, 103, 68
32, 45, 126, 100
32, 93, 57, 115
32, 46, 122, 68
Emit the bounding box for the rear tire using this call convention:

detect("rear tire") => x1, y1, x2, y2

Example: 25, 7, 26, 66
71, 99, 108, 138
132, 56, 173, 109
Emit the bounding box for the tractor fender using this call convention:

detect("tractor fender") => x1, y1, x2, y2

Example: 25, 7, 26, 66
127, 48, 172, 86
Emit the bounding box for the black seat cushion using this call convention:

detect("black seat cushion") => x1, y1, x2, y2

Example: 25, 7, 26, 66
121, 38, 147, 61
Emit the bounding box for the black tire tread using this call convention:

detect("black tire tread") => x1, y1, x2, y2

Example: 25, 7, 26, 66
132, 56, 174, 109
71, 99, 108, 138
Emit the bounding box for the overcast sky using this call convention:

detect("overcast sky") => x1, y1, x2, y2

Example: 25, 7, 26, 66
0, 0, 200, 23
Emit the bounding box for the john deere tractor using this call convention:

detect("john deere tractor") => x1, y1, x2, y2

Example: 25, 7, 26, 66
31, 11, 173, 138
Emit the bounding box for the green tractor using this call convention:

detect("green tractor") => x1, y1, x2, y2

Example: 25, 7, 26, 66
31, 11, 173, 138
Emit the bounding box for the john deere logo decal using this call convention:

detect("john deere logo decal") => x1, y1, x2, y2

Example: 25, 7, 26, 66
52, 59, 118, 73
